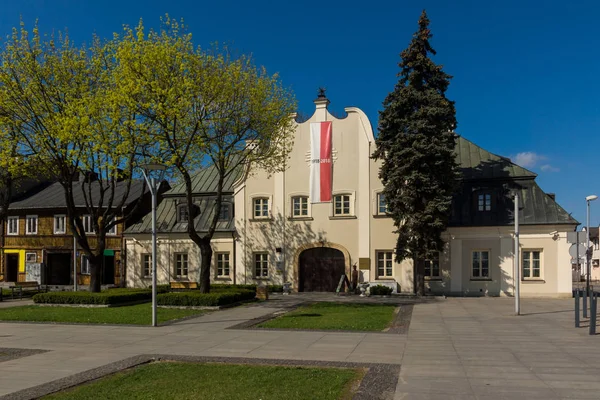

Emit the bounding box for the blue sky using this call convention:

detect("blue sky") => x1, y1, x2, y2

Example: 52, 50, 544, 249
2, 0, 599, 226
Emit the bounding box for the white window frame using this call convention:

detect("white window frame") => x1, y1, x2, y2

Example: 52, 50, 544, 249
254, 252, 269, 278
177, 204, 189, 223
82, 215, 94, 234
25, 215, 38, 235
106, 217, 117, 235
25, 252, 37, 263
142, 253, 152, 278
425, 256, 441, 279
478, 193, 492, 211
376, 250, 394, 278
81, 255, 91, 275
252, 197, 270, 219
333, 193, 354, 217
377, 192, 388, 215
54, 214, 66, 234
175, 253, 189, 278
471, 250, 490, 279
216, 252, 230, 277
522, 249, 543, 280
291, 195, 310, 218
7, 216, 19, 235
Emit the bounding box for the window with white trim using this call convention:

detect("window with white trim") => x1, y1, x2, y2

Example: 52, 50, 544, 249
82, 215, 94, 234
522, 250, 542, 279
292, 196, 309, 217
177, 204, 189, 223
26, 252, 37, 263
376, 251, 393, 278
217, 252, 230, 277
471, 250, 490, 279
81, 255, 91, 275
25, 215, 38, 235
425, 257, 440, 278
142, 254, 152, 278
333, 194, 351, 216
253, 198, 269, 219
377, 193, 388, 215
106, 217, 117, 235
254, 253, 269, 278
7, 216, 18, 235
478, 194, 491, 211
54, 215, 66, 234
175, 253, 188, 278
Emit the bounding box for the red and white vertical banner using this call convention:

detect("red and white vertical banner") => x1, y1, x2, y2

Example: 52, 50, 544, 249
310, 121, 333, 203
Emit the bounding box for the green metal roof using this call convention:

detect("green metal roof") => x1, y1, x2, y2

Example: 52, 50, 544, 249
456, 136, 537, 180
166, 164, 243, 196
518, 181, 578, 225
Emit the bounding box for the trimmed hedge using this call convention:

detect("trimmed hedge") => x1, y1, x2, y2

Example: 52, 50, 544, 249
33, 289, 152, 305
369, 285, 393, 296
210, 284, 283, 293
157, 289, 255, 307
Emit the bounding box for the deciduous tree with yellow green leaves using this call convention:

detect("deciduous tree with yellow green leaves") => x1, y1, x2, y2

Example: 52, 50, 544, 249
115, 17, 296, 293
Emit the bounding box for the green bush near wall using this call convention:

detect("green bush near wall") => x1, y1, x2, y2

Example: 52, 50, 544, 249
157, 289, 256, 307
369, 285, 393, 296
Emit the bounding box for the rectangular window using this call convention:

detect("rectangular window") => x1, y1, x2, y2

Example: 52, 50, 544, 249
175, 253, 188, 278
217, 252, 230, 277
334, 194, 351, 216
7, 216, 18, 235
376, 251, 393, 278
472, 250, 490, 278
478, 194, 491, 211
25, 252, 37, 263
178, 205, 189, 222
82, 215, 94, 234
425, 258, 440, 278
253, 198, 269, 219
254, 253, 269, 278
219, 204, 231, 221
106, 217, 117, 235
377, 193, 388, 214
54, 215, 66, 234
292, 196, 309, 217
522, 250, 542, 279
142, 254, 152, 278
25, 215, 38, 235
81, 255, 91, 275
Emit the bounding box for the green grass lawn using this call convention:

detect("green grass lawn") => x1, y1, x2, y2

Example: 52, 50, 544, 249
46, 362, 362, 400
258, 302, 397, 331
0, 303, 205, 325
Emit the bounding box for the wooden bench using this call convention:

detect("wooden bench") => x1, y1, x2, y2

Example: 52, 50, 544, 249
9, 282, 46, 300
170, 281, 198, 290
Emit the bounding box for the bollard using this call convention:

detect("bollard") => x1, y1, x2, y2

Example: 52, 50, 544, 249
590, 292, 597, 336
583, 289, 588, 319
575, 290, 580, 328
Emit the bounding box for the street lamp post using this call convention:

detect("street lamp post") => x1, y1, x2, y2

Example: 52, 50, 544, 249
513, 190, 520, 316
586, 195, 598, 298
141, 163, 167, 327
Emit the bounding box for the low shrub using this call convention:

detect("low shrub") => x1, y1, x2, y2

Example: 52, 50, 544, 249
369, 285, 393, 296
157, 289, 255, 307
33, 290, 151, 305
211, 284, 257, 291
268, 285, 283, 293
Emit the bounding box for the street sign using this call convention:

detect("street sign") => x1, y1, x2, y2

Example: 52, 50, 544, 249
567, 231, 588, 244
569, 244, 586, 259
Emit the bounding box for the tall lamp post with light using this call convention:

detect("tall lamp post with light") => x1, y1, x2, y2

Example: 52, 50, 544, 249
141, 163, 167, 327
586, 195, 598, 297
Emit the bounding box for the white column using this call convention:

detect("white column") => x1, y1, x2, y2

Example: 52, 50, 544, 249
556, 233, 571, 296
450, 239, 463, 294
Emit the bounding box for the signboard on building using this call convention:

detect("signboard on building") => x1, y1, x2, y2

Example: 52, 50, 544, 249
25, 263, 42, 284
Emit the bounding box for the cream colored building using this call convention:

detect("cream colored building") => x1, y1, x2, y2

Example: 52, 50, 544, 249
125, 95, 578, 297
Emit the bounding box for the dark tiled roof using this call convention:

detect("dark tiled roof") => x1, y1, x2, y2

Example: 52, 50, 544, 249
166, 164, 243, 196
125, 195, 235, 234
9, 180, 147, 210
456, 136, 537, 180
518, 181, 578, 225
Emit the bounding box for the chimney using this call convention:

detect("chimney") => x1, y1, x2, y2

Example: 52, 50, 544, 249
314, 87, 330, 121
547, 193, 556, 201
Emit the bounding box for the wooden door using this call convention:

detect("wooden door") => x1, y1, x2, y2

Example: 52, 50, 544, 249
299, 247, 345, 292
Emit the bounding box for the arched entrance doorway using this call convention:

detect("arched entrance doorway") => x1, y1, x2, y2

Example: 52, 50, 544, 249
299, 247, 345, 292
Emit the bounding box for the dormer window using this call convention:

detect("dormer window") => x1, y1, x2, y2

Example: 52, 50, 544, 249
219, 203, 231, 221
177, 204, 189, 223
478, 194, 491, 211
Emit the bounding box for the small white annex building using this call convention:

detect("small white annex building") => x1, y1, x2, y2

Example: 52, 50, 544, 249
125, 94, 578, 297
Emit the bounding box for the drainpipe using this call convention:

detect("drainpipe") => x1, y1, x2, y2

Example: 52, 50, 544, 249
232, 231, 236, 285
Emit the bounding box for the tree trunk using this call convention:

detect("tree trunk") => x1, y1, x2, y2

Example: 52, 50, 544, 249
413, 257, 425, 296
89, 254, 103, 292
198, 238, 212, 293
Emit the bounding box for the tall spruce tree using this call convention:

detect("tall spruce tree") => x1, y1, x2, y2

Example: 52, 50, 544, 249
373, 10, 459, 295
